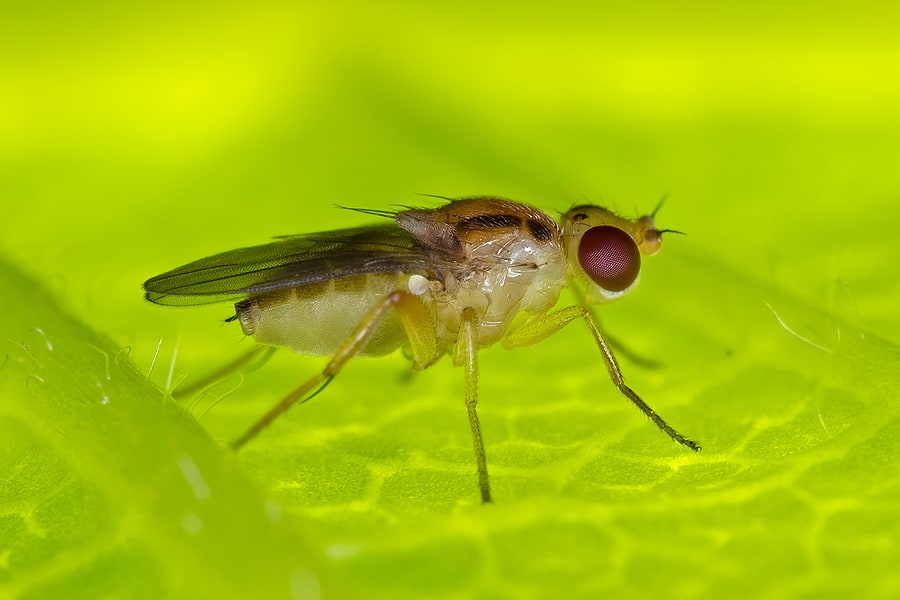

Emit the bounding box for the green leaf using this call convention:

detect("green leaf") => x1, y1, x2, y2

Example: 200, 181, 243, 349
0, 260, 336, 599
4, 244, 900, 598
208, 245, 900, 599
2, 2, 900, 598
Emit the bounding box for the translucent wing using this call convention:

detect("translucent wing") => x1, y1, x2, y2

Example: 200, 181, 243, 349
144, 223, 441, 306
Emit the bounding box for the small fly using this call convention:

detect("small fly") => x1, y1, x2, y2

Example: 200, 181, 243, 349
144, 196, 700, 503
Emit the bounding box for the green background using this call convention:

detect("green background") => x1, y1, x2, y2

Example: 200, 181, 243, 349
2, 2, 899, 599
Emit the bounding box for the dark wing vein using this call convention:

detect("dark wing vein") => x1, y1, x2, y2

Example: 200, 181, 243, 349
143, 223, 438, 306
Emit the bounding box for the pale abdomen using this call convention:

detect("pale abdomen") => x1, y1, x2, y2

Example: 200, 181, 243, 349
235, 274, 410, 356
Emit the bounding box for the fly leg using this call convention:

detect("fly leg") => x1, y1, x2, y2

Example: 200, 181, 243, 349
570, 284, 660, 368
173, 345, 277, 400
455, 307, 492, 504
230, 289, 439, 450
503, 306, 700, 452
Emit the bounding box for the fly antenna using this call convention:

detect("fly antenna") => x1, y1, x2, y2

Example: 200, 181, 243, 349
649, 194, 686, 236
656, 228, 687, 237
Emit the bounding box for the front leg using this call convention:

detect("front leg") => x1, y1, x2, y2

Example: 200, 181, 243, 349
503, 306, 700, 452
502, 305, 585, 349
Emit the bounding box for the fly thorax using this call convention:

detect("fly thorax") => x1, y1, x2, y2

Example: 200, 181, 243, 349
446, 235, 567, 347
492, 235, 567, 314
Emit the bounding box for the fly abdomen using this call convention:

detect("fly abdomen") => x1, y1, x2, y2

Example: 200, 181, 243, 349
235, 274, 413, 357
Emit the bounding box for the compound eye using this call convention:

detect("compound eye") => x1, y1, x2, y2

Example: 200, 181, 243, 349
578, 226, 641, 292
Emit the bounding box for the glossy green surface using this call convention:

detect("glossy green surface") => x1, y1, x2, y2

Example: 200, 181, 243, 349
2, 3, 899, 599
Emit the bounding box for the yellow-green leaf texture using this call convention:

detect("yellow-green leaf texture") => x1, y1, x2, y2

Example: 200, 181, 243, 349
2, 3, 898, 599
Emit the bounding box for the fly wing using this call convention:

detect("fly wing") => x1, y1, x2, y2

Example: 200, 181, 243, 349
144, 223, 440, 306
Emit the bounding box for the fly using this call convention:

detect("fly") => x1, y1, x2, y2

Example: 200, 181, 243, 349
143, 196, 700, 503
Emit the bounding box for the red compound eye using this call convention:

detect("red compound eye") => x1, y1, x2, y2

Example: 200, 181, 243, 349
578, 226, 641, 292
